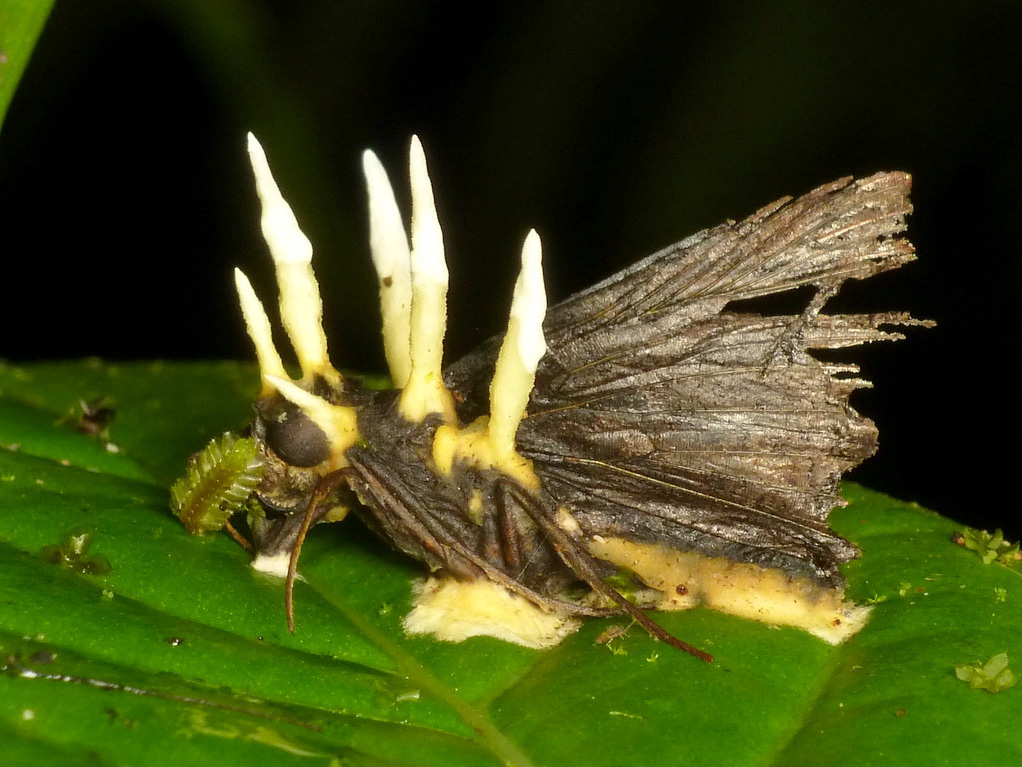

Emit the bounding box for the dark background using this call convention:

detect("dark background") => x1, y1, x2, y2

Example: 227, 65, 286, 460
1, 1, 1019, 538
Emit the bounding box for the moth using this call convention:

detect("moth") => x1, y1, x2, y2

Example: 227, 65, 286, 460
174, 133, 927, 662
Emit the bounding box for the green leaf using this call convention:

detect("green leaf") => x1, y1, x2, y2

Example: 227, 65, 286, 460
0, 0, 56, 138
1, 360, 1020, 766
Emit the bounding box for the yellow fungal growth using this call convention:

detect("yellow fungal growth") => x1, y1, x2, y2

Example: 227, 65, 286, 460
404, 576, 580, 649
246, 133, 336, 385
588, 536, 872, 644
427, 231, 547, 490
432, 417, 540, 491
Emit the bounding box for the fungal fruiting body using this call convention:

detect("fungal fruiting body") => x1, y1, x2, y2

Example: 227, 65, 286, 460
175, 133, 928, 660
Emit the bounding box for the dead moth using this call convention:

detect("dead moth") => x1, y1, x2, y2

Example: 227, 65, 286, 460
181, 133, 927, 662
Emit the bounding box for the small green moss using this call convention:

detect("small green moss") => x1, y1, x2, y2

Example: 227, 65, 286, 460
955, 652, 1017, 693
953, 528, 1020, 566
40, 528, 112, 575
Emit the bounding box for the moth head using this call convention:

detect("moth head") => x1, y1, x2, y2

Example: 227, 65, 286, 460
253, 385, 333, 468
236, 134, 357, 474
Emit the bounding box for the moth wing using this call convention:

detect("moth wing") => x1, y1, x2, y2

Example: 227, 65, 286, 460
545, 171, 915, 335
445, 172, 920, 585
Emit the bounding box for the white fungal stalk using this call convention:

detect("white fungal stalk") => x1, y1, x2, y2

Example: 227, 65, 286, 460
246, 133, 333, 382
399, 135, 456, 422
362, 149, 413, 388
234, 268, 288, 395
488, 230, 547, 459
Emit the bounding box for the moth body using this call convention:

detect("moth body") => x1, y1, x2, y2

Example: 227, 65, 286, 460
173, 134, 930, 659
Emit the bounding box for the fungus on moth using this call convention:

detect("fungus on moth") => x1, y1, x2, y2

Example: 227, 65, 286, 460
174, 133, 929, 661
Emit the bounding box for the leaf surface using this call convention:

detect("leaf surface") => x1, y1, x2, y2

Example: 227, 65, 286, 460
1, 360, 1019, 766
0, 0, 55, 137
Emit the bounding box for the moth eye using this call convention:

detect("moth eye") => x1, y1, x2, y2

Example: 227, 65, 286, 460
259, 399, 331, 467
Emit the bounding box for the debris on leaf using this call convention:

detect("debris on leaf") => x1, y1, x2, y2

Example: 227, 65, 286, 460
595, 625, 630, 645
40, 528, 112, 575
955, 653, 1017, 693
76, 398, 116, 439
952, 529, 1021, 565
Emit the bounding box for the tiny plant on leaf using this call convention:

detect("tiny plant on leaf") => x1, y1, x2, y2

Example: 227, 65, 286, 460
40, 528, 112, 575
955, 652, 1017, 693
953, 529, 1021, 566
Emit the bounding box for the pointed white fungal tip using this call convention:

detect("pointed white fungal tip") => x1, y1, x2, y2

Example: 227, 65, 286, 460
408, 135, 447, 286
362, 149, 411, 281
487, 230, 548, 460
246, 133, 331, 379
511, 229, 548, 372
263, 375, 324, 411
399, 136, 454, 422
234, 268, 288, 383
247, 133, 313, 266
363, 147, 413, 388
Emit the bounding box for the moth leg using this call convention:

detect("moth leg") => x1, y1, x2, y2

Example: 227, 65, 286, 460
347, 455, 619, 617
763, 282, 839, 371
224, 520, 252, 550
499, 481, 714, 662
473, 489, 508, 570
285, 469, 353, 633
494, 485, 525, 574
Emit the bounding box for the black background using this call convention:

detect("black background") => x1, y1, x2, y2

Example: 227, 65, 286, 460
1, 1, 1019, 539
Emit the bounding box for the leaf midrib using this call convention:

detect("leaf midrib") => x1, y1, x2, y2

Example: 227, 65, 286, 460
307, 569, 539, 767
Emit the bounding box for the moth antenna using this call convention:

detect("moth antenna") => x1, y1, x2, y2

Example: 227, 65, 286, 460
247, 133, 336, 384
399, 135, 457, 423
264, 374, 359, 464
488, 229, 547, 460
234, 268, 288, 397
224, 519, 252, 550
286, 469, 352, 632
362, 149, 413, 388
